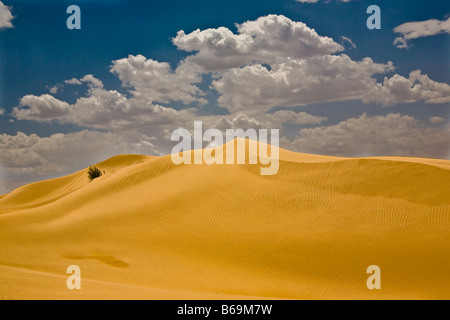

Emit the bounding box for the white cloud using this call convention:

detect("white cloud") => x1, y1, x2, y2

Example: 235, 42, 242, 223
15, 68, 203, 131
0, 1, 14, 29
429, 116, 445, 124
65, 78, 83, 85
16, 94, 71, 121
111, 55, 206, 105
340, 36, 356, 49
80, 74, 104, 89
213, 55, 393, 113
394, 17, 450, 49
14, 87, 194, 131
200, 110, 326, 133
173, 14, 343, 71
48, 76, 102, 96
364, 70, 450, 106
16, 15, 447, 121
172, 15, 449, 112
263, 110, 327, 125
49, 85, 60, 95
63, 75, 104, 88
285, 113, 450, 158
3, 14, 450, 193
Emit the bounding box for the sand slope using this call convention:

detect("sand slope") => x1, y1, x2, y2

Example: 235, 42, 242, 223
1, 139, 449, 300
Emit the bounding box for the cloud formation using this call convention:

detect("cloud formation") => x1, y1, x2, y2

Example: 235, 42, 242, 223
171, 15, 449, 113
173, 14, 343, 71
340, 36, 356, 49
16, 15, 446, 119
429, 116, 445, 124
2, 14, 450, 193
285, 113, 450, 158
14, 86, 192, 131
365, 70, 450, 106
111, 55, 206, 105
394, 17, 450, 49
16, 94, 71, 121
213, 55, 393, 113
0, 1, 14, 29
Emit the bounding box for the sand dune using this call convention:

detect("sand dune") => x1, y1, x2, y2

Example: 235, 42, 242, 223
1, 139, 449, 300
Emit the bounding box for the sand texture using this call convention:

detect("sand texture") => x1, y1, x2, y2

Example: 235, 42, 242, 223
1, 139, 449, 300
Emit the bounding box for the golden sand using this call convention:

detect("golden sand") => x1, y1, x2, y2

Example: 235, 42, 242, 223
0, 139, 449, 300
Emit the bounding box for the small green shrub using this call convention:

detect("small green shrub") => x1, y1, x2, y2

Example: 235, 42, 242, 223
87, 166, 103, 182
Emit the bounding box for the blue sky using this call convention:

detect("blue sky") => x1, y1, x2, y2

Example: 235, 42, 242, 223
0, 0, 449, 192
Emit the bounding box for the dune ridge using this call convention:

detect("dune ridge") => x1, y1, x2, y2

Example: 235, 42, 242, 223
1, 139, 449, 300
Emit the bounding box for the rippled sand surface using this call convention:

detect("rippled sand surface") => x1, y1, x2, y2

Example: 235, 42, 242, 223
1, 139, 449, 299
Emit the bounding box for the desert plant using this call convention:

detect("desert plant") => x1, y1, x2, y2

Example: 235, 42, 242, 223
87, 166, 103, 182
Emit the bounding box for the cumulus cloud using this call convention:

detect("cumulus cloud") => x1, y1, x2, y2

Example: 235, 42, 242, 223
171, 15, 448, 112
394, 17, 450, 49
10, 15, 450, 127
213, 55, 393, 113
63, 74, 104, 88
284, 113, 450, 158
0, 1, 14, 29
48, 85, 60, 95
15, 94, 71, 121
3, 14, 450, 193
111, 55, 206, 105
173, 14, 343, 71
46, 76, 103, 96
29, 15, 444, 118
14, 87, 194, 131
65, 78, 83, 85
79, 74, 104, 89
364, 70, 450, 106
15, 54, 210, 131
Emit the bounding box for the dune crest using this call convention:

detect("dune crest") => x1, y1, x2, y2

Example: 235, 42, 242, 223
1, 140, 449, 300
